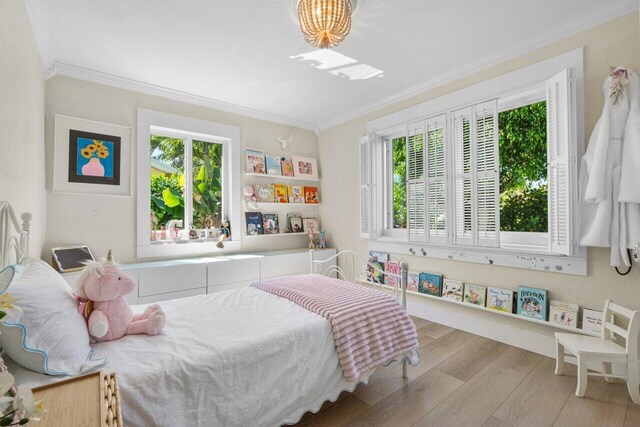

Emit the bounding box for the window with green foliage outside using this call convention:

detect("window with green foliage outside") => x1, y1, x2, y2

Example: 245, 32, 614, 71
150, 135, 223, 229
391, 136, 407, 229
498, 101, 548, 233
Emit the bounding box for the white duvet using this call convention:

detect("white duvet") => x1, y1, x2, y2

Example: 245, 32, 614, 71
10, 288, 374, 426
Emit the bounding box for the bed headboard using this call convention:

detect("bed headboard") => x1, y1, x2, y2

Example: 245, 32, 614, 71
309, 249, 408, 310
0, 202, 31, 269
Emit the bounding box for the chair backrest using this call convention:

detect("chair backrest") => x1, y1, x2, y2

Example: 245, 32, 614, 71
602, 300, 639, 360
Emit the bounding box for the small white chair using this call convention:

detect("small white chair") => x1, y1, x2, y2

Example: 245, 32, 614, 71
554, 300, 639, 404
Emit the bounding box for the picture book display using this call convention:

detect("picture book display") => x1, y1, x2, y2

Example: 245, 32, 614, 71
302, 218, 319, 234
245, 149, 265, 174
367, 251, 388, 284
245, 212, 264, 235
582, 308, 603, 333
262, 214, 280, 234
549, 300, 579, 328
254, 184, 275, 202
486, 287, 515, 313
287, 214, 303, 233
281, 159, 294, 177
266, 156, 282, 176
442, 279, 464, 302
273, 184, 288, 203
418, 273, 442, 297
407, 272, 419, 292
384, 261, 400, 289
288, 185, 304, 203
463, 284, 487, 306
304, 186, 319, 204
516, 286, 548, 320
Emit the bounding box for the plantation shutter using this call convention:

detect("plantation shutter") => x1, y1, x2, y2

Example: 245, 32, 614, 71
407, 121, 426, 242
452, 107, 474, 245
475, 100, 500, 247
359, 135, 372, 238
426, 115, 447, 244
547, 68, 573, 255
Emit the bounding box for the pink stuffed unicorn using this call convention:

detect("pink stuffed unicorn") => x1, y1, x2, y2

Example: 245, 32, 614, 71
75, 259, 165, 342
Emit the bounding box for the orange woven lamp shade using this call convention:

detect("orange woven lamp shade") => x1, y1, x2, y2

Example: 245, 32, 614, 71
297, 0, 353, 49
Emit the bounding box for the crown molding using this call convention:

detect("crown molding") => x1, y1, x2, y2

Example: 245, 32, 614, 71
48, 62, 320, 132
318, 1, 639, 131
23, 0, 55, 72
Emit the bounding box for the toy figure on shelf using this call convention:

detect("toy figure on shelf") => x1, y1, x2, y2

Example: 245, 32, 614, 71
167, 219, 183, 240
150, 212, 158, 241
318, 229, 327, 249
188, 226, 198, 240
217, 219, 231, 248
208, 228, 217, 239
308, 230, 316, 250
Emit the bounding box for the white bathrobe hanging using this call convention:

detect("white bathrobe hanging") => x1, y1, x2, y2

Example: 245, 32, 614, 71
579, 68, 640, 267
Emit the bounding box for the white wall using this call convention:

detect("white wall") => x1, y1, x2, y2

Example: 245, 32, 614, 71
319, 12, 640, 352
44, 76, 319, 263
0, 0, 46, 257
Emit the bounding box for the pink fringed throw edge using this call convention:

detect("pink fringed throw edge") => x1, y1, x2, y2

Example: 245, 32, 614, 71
251, 274, 419, 382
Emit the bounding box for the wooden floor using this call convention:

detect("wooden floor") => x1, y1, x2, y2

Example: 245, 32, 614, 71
294, 317, 640, 427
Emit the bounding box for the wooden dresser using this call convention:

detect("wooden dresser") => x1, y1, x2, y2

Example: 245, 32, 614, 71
33, 371, 122, 427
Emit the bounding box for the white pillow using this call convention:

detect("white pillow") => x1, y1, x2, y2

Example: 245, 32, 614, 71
0, 258, 106, 375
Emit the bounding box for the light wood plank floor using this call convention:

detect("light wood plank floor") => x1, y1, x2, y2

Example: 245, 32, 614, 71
294, 317, 639, 427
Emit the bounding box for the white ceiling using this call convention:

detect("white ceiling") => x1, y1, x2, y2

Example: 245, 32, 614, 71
29, 0, 637, 130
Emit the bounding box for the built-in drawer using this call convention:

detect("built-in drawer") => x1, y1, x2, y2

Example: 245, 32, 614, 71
138, 263, 207, 297
208, 257, 260, 286
207, 280, 255, 294
260, 252, 308, 279
138, 287, 206, 305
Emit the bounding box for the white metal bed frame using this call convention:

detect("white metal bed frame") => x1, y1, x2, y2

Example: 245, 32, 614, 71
309, 249, 410, 378
0, 202, 31, 269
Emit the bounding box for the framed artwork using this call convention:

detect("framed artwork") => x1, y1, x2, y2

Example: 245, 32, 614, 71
68, 130, 121, 185
54, 115, 132, 196
291, 156, 319, 180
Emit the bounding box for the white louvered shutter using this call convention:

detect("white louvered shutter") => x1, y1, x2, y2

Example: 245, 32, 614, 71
426, 115, 447, 244
547, 69, 573, 255
452, 107, 474, 245
407, 121, 426, 242
475, 100, 500, 247
359, 135, 372, 238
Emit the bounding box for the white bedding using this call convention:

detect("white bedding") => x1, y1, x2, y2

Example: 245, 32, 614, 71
8, 287, 381, 426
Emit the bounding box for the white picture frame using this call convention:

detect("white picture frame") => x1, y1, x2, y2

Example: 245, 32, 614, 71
291, 156, 319, 180
53, 115, 132, 196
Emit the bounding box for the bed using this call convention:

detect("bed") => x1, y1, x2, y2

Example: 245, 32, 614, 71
0, 202, 419, 426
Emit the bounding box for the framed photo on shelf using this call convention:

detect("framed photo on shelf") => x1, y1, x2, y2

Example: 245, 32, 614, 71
292, 156, 318, 180
302, 217, 320, 234
54, 115, 132, 196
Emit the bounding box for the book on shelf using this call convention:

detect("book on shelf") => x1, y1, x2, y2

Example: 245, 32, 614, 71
486, 287, 515, 313
245, 149, 266, 174
245, 212, 264, 235
442, 279, 464, 302
287, 214, 303, 233
407, 272, 419, 292
463, 284, 487, 306
262, 214, 280, 234
418, 273, 442, 297
281, 159, 294, 177
288, 185, 304, 203
549, 300, 579, 328
273, 184, 288, 203
582, 308, 604, 333
266, 156, 282, 176
254, 184, 275, 202
304, 186, 319, 204
367, 251, 387, 284
384, 261, 400, 289
302, 217, 319, 234
516, 286, 548, 321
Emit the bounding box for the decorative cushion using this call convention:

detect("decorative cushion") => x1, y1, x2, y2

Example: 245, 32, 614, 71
0, 258, 105, 375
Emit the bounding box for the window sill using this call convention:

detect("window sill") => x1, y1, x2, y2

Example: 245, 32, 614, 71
137, 240, 242, 259
368, 239, 586, 276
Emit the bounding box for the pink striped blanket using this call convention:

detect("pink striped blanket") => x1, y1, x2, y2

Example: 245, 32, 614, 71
251, 274, 419, 382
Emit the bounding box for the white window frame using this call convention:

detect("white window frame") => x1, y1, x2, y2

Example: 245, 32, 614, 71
136, 109, 241, 258
364, 48, 586, 275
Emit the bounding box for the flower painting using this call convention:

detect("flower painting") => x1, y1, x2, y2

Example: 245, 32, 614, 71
68, 129, 121, 186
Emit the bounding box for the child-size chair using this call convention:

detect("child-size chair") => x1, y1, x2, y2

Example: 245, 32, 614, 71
554, 300, 639, 404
